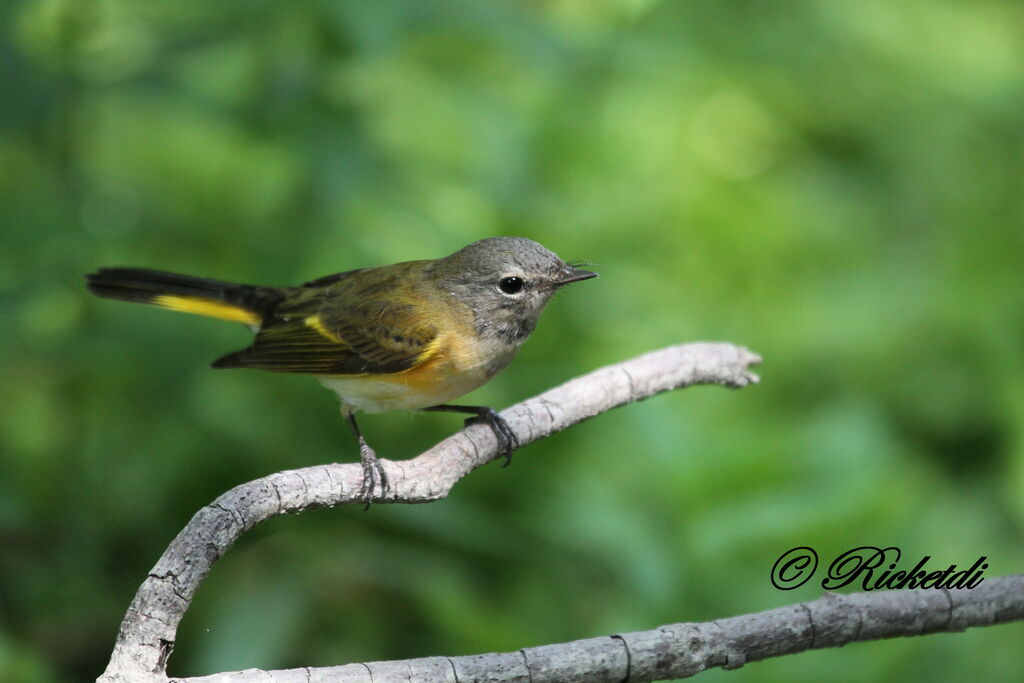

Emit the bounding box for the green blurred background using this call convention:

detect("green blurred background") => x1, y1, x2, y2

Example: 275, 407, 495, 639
2, 0, 1023, 680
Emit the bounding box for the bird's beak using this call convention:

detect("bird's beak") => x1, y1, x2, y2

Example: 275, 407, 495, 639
555, 265, 599, 286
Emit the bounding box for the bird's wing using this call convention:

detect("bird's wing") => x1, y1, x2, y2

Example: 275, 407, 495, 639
211, 269, 439, 375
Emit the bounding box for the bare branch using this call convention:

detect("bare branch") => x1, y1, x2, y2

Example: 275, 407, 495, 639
177, 574, 1024, 682
100, 342, 762, 682
97, 343, 1024, 682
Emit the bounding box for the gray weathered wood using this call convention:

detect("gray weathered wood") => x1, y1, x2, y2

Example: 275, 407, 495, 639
178, 576, 1024, 682
101, 342, 760, 682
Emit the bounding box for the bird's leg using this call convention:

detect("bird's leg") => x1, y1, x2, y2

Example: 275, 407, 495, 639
344, 411, 389, 509
423, 404, 519, 466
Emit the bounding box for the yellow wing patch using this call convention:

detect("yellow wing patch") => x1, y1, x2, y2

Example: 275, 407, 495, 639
304, 312, 441, 377
304, 314, 341, 341
153, 295, 261, 325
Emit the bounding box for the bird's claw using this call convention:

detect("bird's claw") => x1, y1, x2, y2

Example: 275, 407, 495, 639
465, 408, 519, 467
358, 439, 389, 509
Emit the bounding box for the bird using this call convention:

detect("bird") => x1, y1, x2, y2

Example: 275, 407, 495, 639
86, 237, 598, 506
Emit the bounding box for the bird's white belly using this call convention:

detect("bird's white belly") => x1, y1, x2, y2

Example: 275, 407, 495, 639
317, 374, 484, 413
318, 331, 520, 414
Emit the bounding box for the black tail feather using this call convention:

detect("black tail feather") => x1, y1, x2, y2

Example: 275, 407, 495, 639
85, 267, 281, 319
88, 267, 238, 301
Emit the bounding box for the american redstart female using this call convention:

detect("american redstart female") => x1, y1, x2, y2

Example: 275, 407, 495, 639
86, 237, 597, 505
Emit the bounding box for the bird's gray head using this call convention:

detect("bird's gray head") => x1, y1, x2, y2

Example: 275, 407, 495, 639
429, 237, 597, 343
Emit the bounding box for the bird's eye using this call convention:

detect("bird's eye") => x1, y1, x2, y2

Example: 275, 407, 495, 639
498, 276, 525, 295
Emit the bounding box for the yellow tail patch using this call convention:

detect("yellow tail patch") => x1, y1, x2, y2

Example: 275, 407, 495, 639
153, 295, 261, 325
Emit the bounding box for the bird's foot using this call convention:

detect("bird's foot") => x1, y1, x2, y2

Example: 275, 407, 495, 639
465, 408, 519, 467
357, 437, 389, 509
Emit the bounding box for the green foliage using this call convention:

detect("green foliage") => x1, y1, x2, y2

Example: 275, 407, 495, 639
1, 0, 1022, 680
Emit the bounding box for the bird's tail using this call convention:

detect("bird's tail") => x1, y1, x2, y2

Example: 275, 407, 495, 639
85, 267, 279, 326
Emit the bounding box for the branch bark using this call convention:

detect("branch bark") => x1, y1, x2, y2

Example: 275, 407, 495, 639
100, 342, 762, 682
100, 342, 760, 682
96, 342, 1024, 681
178, 573, 1024, 682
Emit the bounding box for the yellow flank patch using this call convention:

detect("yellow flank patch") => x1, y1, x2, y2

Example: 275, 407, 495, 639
407, 335, 443, 371
153, 295, 261, 325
